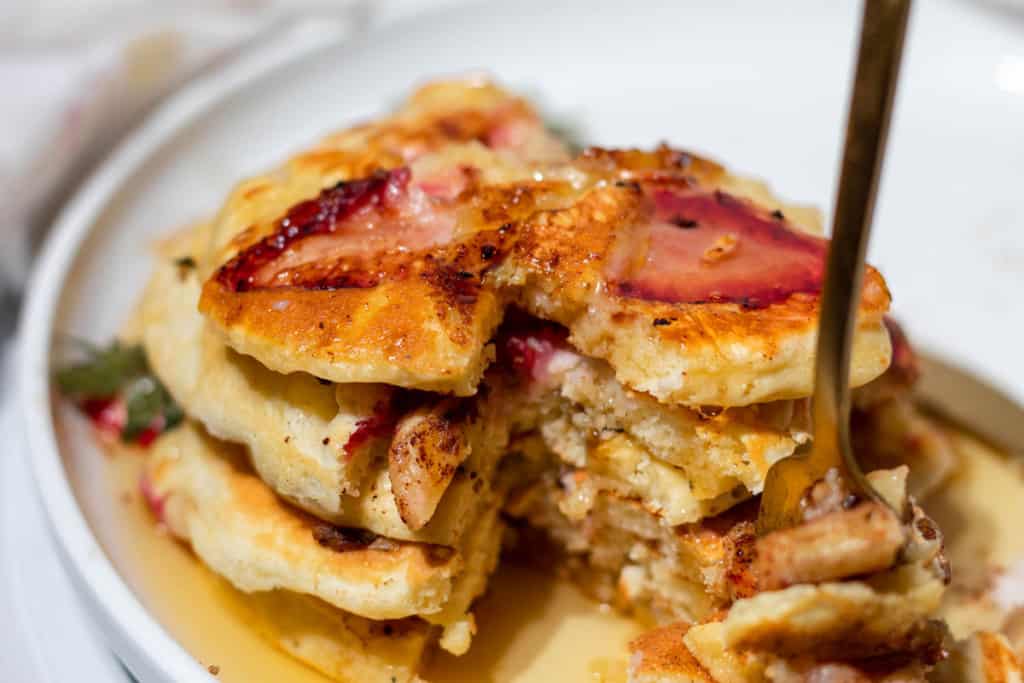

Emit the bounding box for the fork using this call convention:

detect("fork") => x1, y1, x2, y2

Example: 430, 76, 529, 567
756, 0, 913, 534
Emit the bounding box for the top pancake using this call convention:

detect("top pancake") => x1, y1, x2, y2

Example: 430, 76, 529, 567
499, 147, 892, 406
198, 79, 570, 396
200, 80, 891, 407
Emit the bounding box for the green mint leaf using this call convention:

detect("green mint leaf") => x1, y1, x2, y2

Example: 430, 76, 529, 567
163, 398, 184, 432
122, 376, 161, 440
55, 340, 185, 444
121, 375, 182, 441
55, 341, 148, 398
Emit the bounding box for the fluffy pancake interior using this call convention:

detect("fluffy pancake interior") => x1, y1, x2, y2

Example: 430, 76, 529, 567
497, 322, 810, 526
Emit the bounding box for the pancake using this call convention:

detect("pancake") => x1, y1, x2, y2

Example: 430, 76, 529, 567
145, 420, 502, 654
546, 353, 806, 495
497, 322, 809, 524
692, 566, 944, 663
622, 485, 950, 683
493, 321, 806, 528
628, 623, 716, 683
198, 79, 570, 396
139, 224, 510, 545
498, 146, 892, 407
508, 429, 950, 678
684, 500, 946, 682
630, 622, 932, 683
199, 81, 891, 408
504, 463, 752, 625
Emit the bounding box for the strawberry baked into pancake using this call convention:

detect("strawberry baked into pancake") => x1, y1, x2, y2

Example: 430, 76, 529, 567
199, 79, 570, 396
55, 79, 996, 682
200, 126, 891, 405
501, 146, 892, 407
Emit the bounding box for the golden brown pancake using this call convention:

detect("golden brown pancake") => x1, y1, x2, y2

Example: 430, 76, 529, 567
145, 421, 502, 654
195, 79, 892, 409
201, 118, 891, 408
139, 222, 511, 545
198, 80, 570, 396
630, 622, 932, 683
498, 146, 892, 407
628, 622, 715, 683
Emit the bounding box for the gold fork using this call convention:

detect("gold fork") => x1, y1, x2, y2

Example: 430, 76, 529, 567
757, 0, 913, 534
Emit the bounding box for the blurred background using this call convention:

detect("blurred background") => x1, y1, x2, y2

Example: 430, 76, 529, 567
0, 0, 477, 338
1, 0, 1022, 341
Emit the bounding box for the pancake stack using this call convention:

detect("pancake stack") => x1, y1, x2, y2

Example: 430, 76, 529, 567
131, 79, 968, 681
139, 80, 568, 677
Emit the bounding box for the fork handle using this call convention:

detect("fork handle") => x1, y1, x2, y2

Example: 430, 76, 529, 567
812, 0, 913, 496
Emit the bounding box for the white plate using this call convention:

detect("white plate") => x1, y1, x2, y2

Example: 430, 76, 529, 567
17, 1, 1024, 680
0, 369, 130, 683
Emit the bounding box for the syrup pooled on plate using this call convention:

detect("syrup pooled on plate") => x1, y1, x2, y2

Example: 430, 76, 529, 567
91, 442, 641, 682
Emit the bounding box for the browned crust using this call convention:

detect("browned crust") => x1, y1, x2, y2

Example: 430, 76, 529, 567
511, 158, 890, 369
199, 275, 504, 395
149, 429, 461, 582
201, 92, 891, 404
198, 80, 566, 394
979, 632, 1024, 682
753, 502, 906, 591
498, 147, 891, 406
226, 470, 456, 576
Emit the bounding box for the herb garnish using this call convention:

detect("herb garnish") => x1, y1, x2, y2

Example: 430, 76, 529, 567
55, 340, 183, 446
